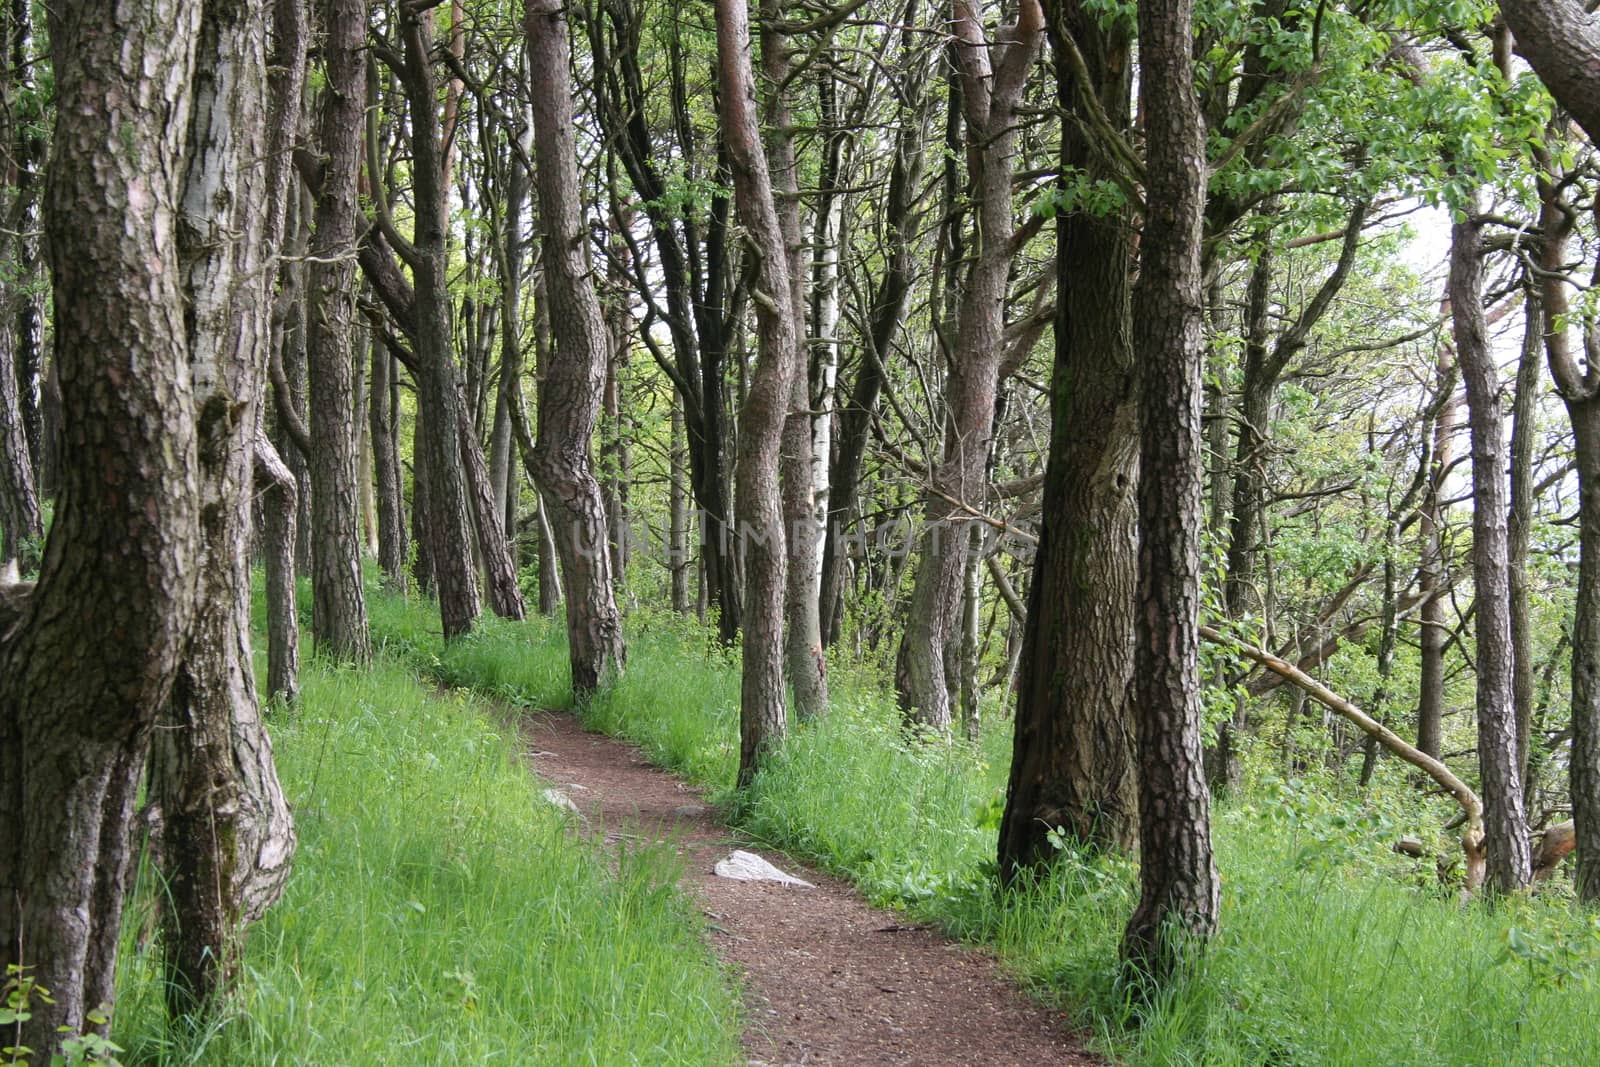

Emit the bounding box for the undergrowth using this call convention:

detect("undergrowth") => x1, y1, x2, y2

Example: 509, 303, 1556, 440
113, 637, 742, 1065
371, 592, 1600, 1066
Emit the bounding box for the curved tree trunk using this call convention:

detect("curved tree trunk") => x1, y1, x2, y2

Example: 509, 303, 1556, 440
715, 0, 800, 787
0, 0, 202, 1049
524, 0, 625, 696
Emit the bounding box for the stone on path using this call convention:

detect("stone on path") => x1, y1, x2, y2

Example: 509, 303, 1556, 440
542, 788, 582, 814
713, 849, 815, 888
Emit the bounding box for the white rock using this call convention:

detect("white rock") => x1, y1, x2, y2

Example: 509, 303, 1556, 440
542, 788, 582, 814
713, 849, 814, 888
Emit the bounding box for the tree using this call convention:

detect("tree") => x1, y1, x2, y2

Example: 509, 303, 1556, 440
0, 0, 203, 1048
1449, 201, 1532, 894
894, 0, 1043, 731
999, 0, 1139, 870
523, 0, 626, 695
1501, 0, 1600, 902
715, 0, 801, 788
151, 0, 301, 1015
1121, 0, 1219, 981
760, 0, 829, 722
305, 0, 373, 661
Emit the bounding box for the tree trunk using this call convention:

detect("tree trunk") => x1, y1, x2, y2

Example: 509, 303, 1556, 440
524, 0, 625, 696
397, 4, 481, 640
999, 0, 1139, 871
457, 382, 527, 619
0, 11, 40, 570
370, 335, 409, 591
1508, 286, 1542, 796
671, 399, 692, 613
895, 0, 1043, 731
1450, 202, 1531, 894
0, 0, 202, 1048
0, 304, 38, 569
1417, 341, 1457, 759
1121, 0, 1219, 982
153, 0, 303, 1014
306, 0, 372, 661
256, 433, 301, 703
760, 0, 829, 722
1531, 167, 1600, 902
6, 0, 41, 489
715, 0, 801, 787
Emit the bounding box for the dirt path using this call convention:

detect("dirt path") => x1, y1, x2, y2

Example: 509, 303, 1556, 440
517, 708, 1099, 1066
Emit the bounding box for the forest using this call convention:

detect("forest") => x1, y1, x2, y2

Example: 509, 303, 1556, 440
2, 0, 1600, 1063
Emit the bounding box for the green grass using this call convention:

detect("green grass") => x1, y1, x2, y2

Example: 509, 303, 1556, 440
112, 646, 743, 1065
371, 589, 1600, 1066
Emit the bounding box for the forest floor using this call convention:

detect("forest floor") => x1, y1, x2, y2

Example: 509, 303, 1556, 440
514, 705, 1100, 1066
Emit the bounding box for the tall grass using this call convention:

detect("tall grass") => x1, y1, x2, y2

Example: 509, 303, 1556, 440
373, 590, 1600, 1065
112, 649, 742, 1065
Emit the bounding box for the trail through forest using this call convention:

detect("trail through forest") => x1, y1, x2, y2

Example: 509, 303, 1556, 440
514, 706, 1098, 1066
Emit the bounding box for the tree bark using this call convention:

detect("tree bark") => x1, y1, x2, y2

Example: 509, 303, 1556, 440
370, 334, 409, 591
256, 433, 301, 704
760, 0, 829, 722
1508, 286, 1543, 795
153, 0, 303, 1014
0, 0, 202, 1048
894, 0, 1043, 731
1417, 341, 1458, 759
1121, 0, 1219, 982
715, 0, 801, 787
1531, 165, 1600, 901
394, 3, 481, 640
1499, 1, 1600, 146
999, 0, 1139, 871
524, 0, 625, 696
306, 0, 372, 661
1450, 202, 1531, 894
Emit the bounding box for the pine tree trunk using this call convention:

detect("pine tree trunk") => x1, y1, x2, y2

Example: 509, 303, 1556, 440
760, 0, 830, 722
306, 0, 372, 661
999, 0, 1138, 868
1121, 0, 1219, 982
153, 0, 302, 1014
0, 0, 202, 1048
1508, 288, 1543, 795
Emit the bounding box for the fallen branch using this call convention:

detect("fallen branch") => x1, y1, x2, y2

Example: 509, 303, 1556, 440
1200, 623, 1486, 891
